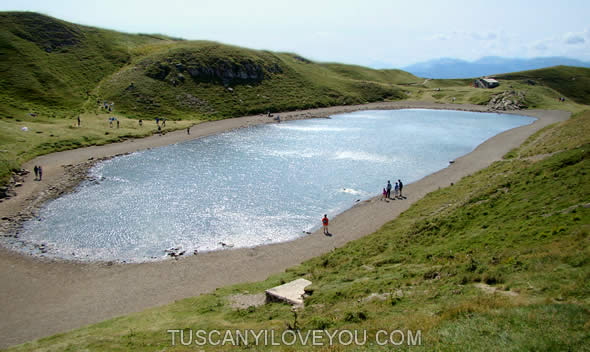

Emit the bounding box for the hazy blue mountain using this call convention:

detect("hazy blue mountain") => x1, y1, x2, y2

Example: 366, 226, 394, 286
402, 57, 590, 78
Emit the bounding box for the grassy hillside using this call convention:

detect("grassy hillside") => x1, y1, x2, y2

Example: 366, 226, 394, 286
9, 111, 589, 351
0, 12, 180, 118
496, 66, 590, 105
402, 67, 590, 112
96, 43, 413, 120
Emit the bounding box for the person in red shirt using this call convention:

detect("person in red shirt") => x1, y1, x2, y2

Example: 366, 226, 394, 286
322, 214, 329, 235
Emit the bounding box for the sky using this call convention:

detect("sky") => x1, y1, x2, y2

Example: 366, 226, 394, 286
2, 0, 590, 68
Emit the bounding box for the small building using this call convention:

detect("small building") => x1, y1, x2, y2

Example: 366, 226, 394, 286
475, 77, 500, 88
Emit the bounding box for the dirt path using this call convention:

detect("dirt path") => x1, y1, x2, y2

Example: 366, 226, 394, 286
0, 102, 569, 348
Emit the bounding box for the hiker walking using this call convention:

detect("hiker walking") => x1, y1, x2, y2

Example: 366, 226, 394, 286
381, 188, 387, 201
116, 119, 119, 128
398, 179, 403, 198
139, 119, 143, 126
77, 115, 80, 127
394, 181, 399, 198
322, 214, 329, 235
187, 126, 190, 135
33, 165, 39, 180
38, 166, 43, 181
386, 180, 392, 199
162, 118, 166, 127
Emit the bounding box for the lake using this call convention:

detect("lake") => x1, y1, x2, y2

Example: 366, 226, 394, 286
4, 109, 535, 262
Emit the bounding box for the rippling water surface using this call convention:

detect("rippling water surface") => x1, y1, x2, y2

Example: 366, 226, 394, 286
6, 109, 534, 262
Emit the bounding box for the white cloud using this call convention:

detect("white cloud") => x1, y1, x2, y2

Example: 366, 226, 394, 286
431, 33, 449, 41
565, 33, 585, 45
532, 41, 548, 51
471, 32, 497, 41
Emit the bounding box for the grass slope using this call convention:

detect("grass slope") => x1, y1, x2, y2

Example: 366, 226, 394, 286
0, 12, 179, 118
96, 43, 413, 120
9, 111, 590, 351
496, 66, 590, 105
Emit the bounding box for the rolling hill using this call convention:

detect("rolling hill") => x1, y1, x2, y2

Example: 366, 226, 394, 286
0, 12, 416, 121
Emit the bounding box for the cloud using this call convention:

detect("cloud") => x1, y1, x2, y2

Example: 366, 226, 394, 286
471, 32, 497, 41
565, 33, 585, 45
533, 41, 548, 51
431, 33, 449, 41
429, 31, 498, 42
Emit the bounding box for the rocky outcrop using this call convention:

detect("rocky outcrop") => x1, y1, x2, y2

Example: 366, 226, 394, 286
144, 56, 283, 86
145, 62, 171, 80
0, 169, 28, 200
185, 59, 282, 84
487, 90, 527, 111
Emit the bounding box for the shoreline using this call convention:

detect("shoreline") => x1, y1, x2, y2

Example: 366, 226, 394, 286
0, 101, 570, 347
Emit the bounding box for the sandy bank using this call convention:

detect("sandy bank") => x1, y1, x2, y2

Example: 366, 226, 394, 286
0, 101, 570, 347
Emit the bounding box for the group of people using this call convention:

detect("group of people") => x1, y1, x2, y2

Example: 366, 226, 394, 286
321, 178, 405, 236
382, 179, 403, 200
108, 117, 119, 128
99, 100, 114, 112
155, 117, 166, 127
33, 165, 43, 181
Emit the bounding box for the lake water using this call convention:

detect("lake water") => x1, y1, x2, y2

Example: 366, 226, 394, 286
5, 109, 534, 262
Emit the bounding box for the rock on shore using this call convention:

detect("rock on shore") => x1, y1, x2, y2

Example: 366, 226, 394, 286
487, 90, 527, 111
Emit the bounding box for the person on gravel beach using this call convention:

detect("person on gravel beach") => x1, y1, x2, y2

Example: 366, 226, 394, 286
322, 214, 329, 235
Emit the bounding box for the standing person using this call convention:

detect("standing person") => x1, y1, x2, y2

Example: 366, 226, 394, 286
157, 125, 162, 135
386, 180, 392, 199
322, 214, 329, 235
109, 117, 113, 128
139, 119, 143, 127
394, 182, 399, 198
162, 118, 166, 127
398, 179, 403, 198
33, 165, 39, 180
187, 126, 190, 135
156, 117, 159, 125
381, 188, 387, 201
77, 115, 80, 127
38, 166, 42, 181
116, 119, 119, 128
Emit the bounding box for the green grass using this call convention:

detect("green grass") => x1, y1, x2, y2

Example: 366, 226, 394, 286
0, 112, 194, 183
7, 111, 589, 351
496, 66, 590, 105
0, 12, 180, 118
96, 43, 414, 120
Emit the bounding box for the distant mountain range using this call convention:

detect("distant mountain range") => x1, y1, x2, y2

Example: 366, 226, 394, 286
402, 57, 590, 79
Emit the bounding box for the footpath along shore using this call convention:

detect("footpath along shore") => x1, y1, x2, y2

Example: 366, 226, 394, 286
0, 101, 570, 347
